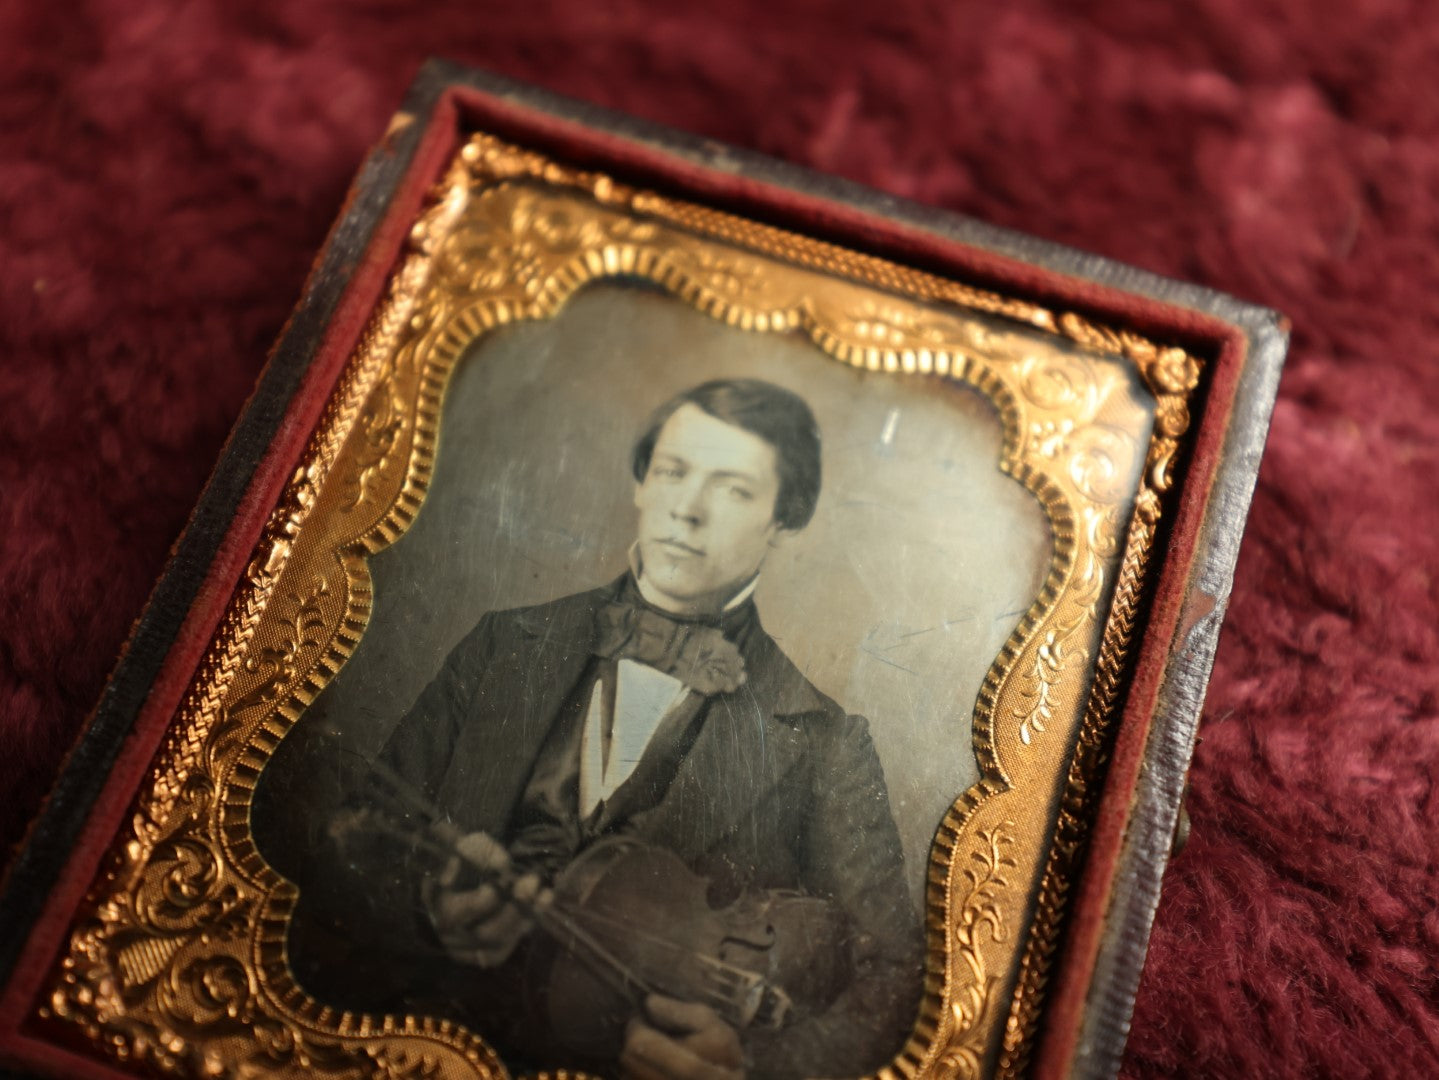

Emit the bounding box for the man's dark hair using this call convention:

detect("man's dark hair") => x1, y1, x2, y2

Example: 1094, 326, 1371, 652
631, 379, 822, 530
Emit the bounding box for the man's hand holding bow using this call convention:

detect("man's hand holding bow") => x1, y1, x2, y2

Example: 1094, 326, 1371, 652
423, 830, 551, 968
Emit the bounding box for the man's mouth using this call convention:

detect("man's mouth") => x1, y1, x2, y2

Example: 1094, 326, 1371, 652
656, 538, 705, 557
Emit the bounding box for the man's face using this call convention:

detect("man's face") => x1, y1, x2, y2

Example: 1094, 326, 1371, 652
634, 403, 792, 615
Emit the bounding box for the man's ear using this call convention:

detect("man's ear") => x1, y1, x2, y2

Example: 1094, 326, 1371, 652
767, 525, 798, 549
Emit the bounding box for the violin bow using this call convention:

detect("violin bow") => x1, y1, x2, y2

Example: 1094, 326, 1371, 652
358, 757, 667, 1007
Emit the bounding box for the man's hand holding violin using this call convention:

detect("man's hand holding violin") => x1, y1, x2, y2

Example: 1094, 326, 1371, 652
423, 831, 746, 1079
621, 995, 746, 1080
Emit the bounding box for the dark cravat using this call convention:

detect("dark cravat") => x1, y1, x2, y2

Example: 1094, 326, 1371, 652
593, 600, 747, 696
507, 579, 754, 879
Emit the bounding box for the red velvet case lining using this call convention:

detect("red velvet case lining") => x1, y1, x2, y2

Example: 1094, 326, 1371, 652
0, 83, 1251, 1079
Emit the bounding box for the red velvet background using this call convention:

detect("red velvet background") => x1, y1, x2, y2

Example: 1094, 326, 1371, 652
3, 2, 1437, 1077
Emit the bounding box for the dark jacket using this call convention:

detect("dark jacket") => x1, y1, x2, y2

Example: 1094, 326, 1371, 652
320, 578, 921, 1076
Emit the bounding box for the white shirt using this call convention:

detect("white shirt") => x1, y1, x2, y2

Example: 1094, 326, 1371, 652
578, 659, 688, 818
577, 565, 760, 818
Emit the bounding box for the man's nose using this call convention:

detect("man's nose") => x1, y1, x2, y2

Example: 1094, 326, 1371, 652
670, 479, 707, 525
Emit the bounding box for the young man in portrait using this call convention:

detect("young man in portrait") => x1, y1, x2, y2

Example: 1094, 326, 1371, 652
306, 379, 922, 1079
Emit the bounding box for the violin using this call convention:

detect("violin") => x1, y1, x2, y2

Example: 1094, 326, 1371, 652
530, 835, 851, 1060
354, 757, 852, 1059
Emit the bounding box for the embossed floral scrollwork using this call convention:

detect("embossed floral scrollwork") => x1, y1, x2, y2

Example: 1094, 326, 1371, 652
1083, 504, 1128, 561
1069, 551, 1106, 626
833, 299, 968, 352
1028, 417, 1074, 459
134, 838, 226, 930
249, 464, 321, 590
938, 826, 1016, 1080
683, 249, 772, 307
1018, 352, 1102, 416
133, 767, 214, 850
1014, 633, 1063, 746
203, 581, 332, 777
1010, 549, 1111, 748
1067, 423, 1138, 505
342, 390, 406, 512
528, 197, 658, 252
1143, 344, 1201, 397
435, 187, 555, 294
156, 953, 254, 1030
437, 223, 540, 297
437, 185, 661, 301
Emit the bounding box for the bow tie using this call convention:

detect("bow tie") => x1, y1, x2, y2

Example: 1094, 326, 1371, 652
594, 601, 747, 696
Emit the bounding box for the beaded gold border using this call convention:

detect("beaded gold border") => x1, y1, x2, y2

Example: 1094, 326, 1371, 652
34, 134, 1200, 1080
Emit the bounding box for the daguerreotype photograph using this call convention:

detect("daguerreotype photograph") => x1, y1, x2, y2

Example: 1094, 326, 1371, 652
235, 135, 1174, 1077
22, 123, 1209, 1080
256, 280, 1061, 1078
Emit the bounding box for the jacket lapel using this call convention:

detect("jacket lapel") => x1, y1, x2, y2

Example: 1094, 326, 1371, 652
629, 621, 825, 858
456, 584, 611, 835
592, 688, 707, 832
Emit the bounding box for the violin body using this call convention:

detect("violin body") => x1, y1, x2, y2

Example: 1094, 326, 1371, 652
533, 836, 852, 1060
